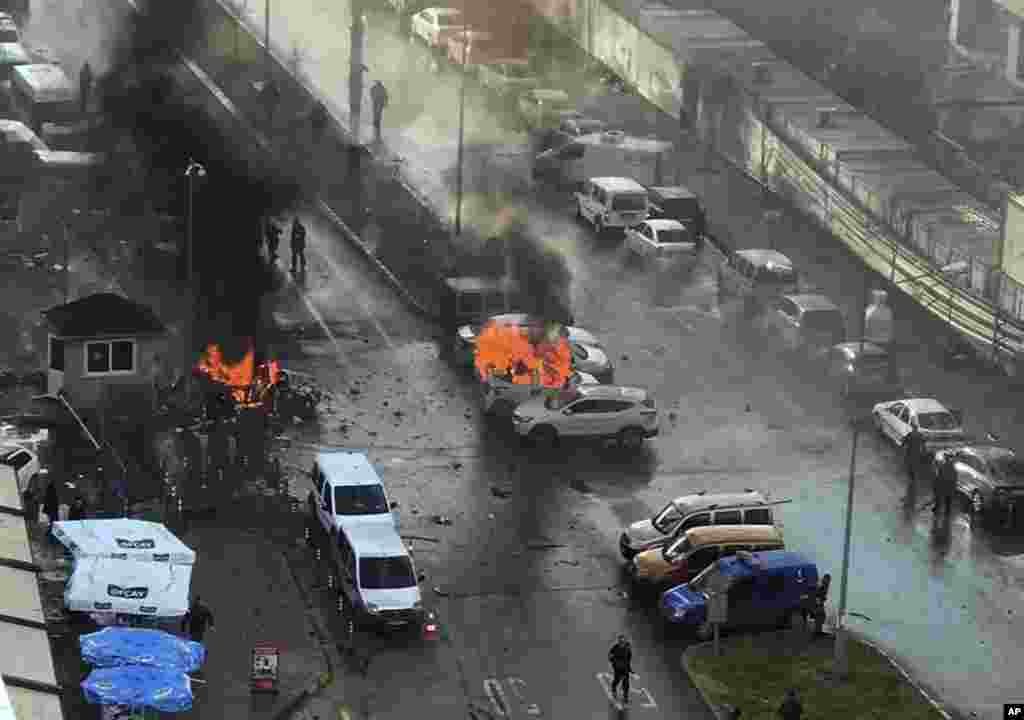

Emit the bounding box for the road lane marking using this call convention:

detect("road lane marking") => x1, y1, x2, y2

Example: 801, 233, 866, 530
596, 672, 657, 710
484, 678, 509, 717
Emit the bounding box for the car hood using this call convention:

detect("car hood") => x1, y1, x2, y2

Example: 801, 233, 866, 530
626, 519, 664, 545
661, 583, 707, 612
634, 548, 673, 578
361, 585, 421, 611
335, 514, 397, 531
572, 343, 612, 373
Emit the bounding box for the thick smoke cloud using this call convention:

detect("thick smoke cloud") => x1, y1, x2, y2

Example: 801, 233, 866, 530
498, 219, 574, 326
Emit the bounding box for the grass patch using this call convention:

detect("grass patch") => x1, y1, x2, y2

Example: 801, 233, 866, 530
686, 632, 945, 720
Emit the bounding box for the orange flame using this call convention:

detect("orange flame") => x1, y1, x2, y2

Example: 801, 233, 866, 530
474, 320, 572, 388
195, 343, 281, 407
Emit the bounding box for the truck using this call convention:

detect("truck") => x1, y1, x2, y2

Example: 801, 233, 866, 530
532, 130, 673, 190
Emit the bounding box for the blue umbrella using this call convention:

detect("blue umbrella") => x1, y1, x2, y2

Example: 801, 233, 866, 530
81, 666, 193, 713
80, 627, 205, 673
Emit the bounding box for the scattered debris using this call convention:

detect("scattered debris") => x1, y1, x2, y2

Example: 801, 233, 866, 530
745, 403, 751, 412
432, 515, 453, 526
487, 513, 495, 520
383, 400, 389, 407
652, 345, 666, 356
393, 410, 403, 418
490, 486, 512, 498
621, 354, 629, 361
367, 430, 378, 437
410, 507, 420, 515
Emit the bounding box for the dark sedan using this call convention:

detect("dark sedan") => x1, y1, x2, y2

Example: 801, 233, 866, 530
823, 341, 903, 400
933, 444, 1024, 514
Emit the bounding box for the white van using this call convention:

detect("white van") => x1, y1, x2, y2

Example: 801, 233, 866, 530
333, 523, 424, 629
575, 176, 649, 234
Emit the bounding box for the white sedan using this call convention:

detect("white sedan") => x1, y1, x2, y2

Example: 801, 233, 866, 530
624, 220, 699, 264
872, 398, 966, 448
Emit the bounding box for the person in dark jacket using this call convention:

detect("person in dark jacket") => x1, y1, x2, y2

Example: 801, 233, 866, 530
182, 596, 215, 643
935, 453, 957, 519
904, 427, 925, 485
370, 80, 389, 141
778, 688, 802, 720
264, 217, 281, 263
43, 478, 59, 530
290, 216, 307, 273
608, 634, 632, 703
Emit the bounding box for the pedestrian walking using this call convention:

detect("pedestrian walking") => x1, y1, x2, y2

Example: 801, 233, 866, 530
79, 61, 93, 114
264, 217, 281, 263
181, 596, 215, 643
935, 453, 957, 519
370, 80, 389, 142
904, 426, 925, 485
608, 634, 632, 704
778, 688, 803, 720
43, 477, 59, 531
290, 216, 307, 273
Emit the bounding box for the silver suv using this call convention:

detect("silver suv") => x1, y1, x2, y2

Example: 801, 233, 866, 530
512, 385, 659, 450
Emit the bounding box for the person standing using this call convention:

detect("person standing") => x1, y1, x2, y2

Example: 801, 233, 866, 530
608, 634, 632, 704
370, 80, 389, 142
290, 216, 307, 273
264, 217, 281, 263
935, 453, 957, 519
806, 573, 831, 636
904, 426, 924, 485
43, 477, 59, 531
79, 62, 93, 114
778, 688, 803, 720
181, 596, 215, 643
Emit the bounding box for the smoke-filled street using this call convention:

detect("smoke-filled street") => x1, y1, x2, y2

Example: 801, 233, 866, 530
6, 0, 1024, 717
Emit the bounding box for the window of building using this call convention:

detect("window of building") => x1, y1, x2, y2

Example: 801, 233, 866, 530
49, 336, 65, 372
84, 339, 136, 375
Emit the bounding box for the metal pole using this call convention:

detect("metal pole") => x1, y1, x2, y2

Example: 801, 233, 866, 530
454, 17, 468, 237
264, 0, 270, 85
350, 4, 365, 145
834, 424, 859, 679
184, 170, 194, 384
63, 221, 70, 304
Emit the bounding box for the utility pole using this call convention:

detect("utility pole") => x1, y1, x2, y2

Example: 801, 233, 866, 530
183, 160, 206, 394
454, 11, 468, 237
264, 0, 270, 86
350, 0, 366, 145
63, 221, 70, 305
834, 419, 859, 679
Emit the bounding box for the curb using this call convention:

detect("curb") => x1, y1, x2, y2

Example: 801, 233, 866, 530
680, 631, 954, 720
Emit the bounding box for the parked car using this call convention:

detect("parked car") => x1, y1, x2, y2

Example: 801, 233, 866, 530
716, 249, 799, 311
476, 58, 538, 99
623, 219, 699, 267
331, 523, 425, 629
306, 451, 399, 541
575, 176, 649, 235
872, 398, 967, 457
517, 88, 572, 131
410, 7, 464, 49
512, 384, 658, 449
932, 443, 1024, 515
823, 341, 903, 400
660, 550, 818, 639
629, 524, 785, 587
646, 185, 706, 242
760, 293, 846, 357
619, 490, 779, 559
482, 369, 598, 416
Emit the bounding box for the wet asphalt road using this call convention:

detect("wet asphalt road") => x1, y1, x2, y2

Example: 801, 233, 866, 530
27, 0, 1024, 716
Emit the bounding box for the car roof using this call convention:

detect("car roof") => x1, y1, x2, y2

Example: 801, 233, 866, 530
589, 177, 647, 193
680, 525, 783, 546
444, 276, 517, 293
671, 490, 767, 513
644, 219, 686, 232
575, 385, 648, 402
315, 451, 384, 488
902, 398, 949, 414
783, 294, 840, 312
648, 185, 697, 200
736, 249, 794, 268
719, 550, 813, 576
833, 341, 887, 358
346, 524, 409, 558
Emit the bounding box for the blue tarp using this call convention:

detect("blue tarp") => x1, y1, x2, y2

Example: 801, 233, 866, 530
80, 628, 205, 673
81, 667, 193, 713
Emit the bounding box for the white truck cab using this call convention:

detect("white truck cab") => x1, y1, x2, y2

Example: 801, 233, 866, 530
308, 451, 397, 539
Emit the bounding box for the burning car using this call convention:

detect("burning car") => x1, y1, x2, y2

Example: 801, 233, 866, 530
194, 343, 281, 415
455, 313, 613, 381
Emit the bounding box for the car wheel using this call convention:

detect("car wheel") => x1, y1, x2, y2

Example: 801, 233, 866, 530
971, 490, 984, 515
695, 621, 713, 642
529, 425, 558, 448
618, 427, 644, 450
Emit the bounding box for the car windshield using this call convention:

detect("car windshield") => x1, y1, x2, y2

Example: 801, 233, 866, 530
917, 411, 959, 430
757, 265, 796, 284
657, 228, 692, 244
359, 556, 416, 589
986, 454, 1024, 483
0, 449, 23, 465
652, 502, 683, 532
612, 194, 647, 212
334, 485, 389, 515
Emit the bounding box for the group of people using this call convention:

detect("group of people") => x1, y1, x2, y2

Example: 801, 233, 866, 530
264, 215, 307, 274
903, 427, 956, 520
23, 475, 89, 532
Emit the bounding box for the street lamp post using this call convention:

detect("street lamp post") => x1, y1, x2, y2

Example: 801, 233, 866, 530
454, 15, 468, 237
183, 159, 206, 392
834, 415, 859, 679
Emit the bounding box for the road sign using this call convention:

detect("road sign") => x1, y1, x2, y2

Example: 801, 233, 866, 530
251, 644, 279, 693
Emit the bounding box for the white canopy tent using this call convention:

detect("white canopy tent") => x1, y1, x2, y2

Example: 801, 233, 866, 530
52, 519, 195, 565
64, 556, 192, 617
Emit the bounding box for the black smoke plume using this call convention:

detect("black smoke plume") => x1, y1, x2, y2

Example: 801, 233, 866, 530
499, 219, 574, 326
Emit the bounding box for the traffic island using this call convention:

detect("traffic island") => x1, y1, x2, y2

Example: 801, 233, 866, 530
682, 630, 950, 720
